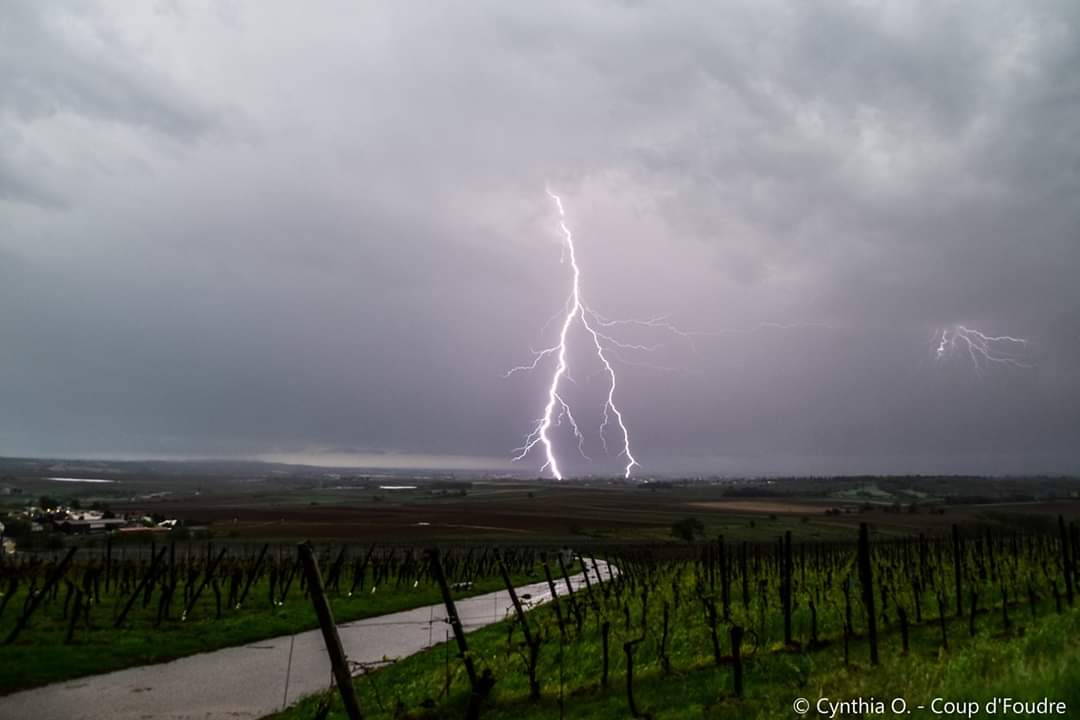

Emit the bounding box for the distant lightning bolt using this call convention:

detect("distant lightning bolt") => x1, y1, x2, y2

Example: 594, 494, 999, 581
588, 313, 838, 352
512, 191, 638, 480
933, 324, 1034, 375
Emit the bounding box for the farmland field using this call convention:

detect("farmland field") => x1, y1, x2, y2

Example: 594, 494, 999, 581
2, 463, 1079, 718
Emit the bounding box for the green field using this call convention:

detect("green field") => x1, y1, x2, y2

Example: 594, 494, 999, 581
269, 524, 1080, 720
273, 604, 1080, 719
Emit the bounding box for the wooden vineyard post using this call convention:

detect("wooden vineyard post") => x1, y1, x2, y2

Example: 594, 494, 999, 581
558, 553, 584, 632
349, 544, 377, 597
104, 535, 112, 592
740, 542, 750, 609
169, 541, 177, 597
5, 546, 77, 644
542, 554, 567, 640
659, 601, 672, 675
781, 531, 793, 646
237, 543, 269, 608
1000, 582, 1011, 632
953, 525, 965, 617
495, 550, 541, 701
843, 575, 853, 631
1059, 516, 1074, 607
576, 553, 598, 611
428, 548, 493, 720
702, 596, 722, 665
182, 547, 227, 621
898, 606, 909, 655
937, 592, 949, 650
591, 556, 608, 599
601, 621, 611, 689
0, 577, 17, 621
1072, 522, 1080, 601
298, 542, 363, 720
623, 636, 651, 720
65, 588, 83, 644
856, 523, 879, 665
841, 578, 851, 666
115, 545, 167, 628
719, 536, 731, 621
730, 624, 744, 698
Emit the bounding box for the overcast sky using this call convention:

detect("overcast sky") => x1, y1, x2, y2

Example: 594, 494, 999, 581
2, 1, 1079, 476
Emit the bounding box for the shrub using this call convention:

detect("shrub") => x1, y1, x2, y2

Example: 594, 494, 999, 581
670, 516, 705, 542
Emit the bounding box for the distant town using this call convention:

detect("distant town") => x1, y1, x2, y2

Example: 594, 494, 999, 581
1, 476, 187, 554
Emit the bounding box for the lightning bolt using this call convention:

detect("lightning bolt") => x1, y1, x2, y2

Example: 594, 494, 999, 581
512, 190, 639, 480
933, 324, 1033, 375
507, 191, 839, 479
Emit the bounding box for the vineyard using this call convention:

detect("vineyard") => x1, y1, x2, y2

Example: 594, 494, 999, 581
274, 519, 1080, 720
0, 540, 574, 693
2, 518, 1078, 718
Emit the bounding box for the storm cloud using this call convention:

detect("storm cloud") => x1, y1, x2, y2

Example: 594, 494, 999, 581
2, 0, 1078, 475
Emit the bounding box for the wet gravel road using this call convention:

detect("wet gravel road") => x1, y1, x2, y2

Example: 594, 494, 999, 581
0, 561, 611, 720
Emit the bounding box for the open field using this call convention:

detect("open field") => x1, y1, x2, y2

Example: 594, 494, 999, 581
6, 459, 1078, 544
116, 485, 1080, 545
687, 499, 838, 514
3, 462, 1080, 717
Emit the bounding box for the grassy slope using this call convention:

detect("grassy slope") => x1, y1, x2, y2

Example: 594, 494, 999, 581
0, 563, 575, 694
272, 601, 1080, 719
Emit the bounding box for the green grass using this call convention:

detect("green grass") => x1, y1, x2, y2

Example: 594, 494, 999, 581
271, 583, 1080, 719
0, 561, 575, 694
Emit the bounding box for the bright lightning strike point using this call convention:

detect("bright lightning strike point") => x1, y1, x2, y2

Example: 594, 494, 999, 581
512, 191, 639, 480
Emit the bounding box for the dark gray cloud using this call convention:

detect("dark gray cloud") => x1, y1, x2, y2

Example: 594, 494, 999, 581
1, 0, 1078, 474
0, 1, 215, 136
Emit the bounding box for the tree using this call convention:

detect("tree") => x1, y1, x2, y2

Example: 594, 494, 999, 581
671, 516, 705, 542
1, 516, 33, 538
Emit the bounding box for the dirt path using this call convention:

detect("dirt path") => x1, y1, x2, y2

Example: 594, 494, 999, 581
0, 562, 611, 720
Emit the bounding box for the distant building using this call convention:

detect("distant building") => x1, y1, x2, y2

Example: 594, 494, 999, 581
69, 510, 105, 522
57, 517, 128, 534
